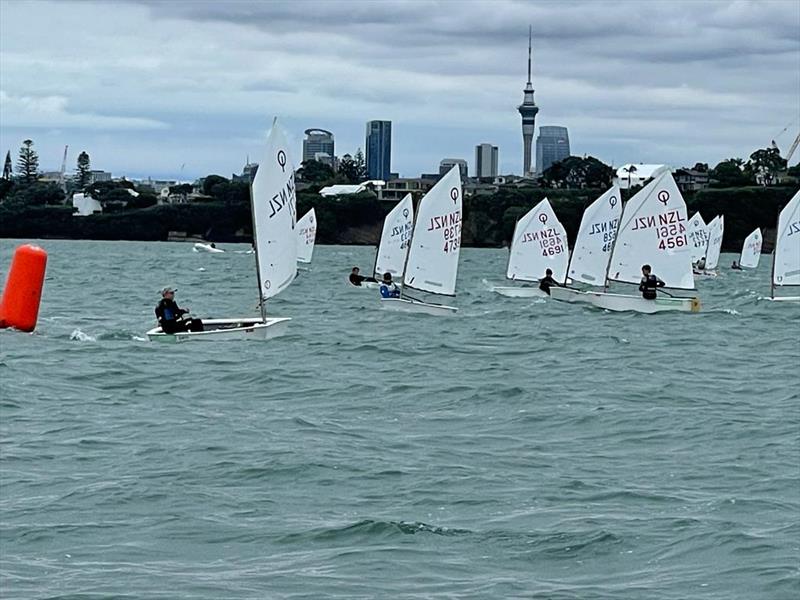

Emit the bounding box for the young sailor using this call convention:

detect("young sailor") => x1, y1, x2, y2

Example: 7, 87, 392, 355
349, 267, 377, 286
155, 288, 203, 333
731, 260, 742, 270
538, 268, 560, 296
639, 265, 665, 300
379, 272, 401, 298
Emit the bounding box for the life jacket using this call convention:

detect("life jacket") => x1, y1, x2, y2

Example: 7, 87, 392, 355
641, 274, 659, 300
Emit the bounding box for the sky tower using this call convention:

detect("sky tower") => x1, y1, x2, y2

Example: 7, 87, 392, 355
518, 26, 539, 177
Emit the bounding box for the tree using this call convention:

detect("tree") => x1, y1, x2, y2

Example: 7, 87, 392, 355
2, 151, 12, 180
692, 162, 709, 172
17, 139, 39, 183
338, 150, 368, 184
202, 174, 228, 196
710, 158, 751, 188
4, 181, 64, 207
746, 147, 787, 186
297, 160, 335, 184
76, 151, 91, 189
539, 156, 614, 189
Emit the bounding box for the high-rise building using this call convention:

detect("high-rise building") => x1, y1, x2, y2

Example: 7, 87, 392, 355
365, 120, 392, 180
517, 26, 539, 177
535, 126, 570, 174
475, 143, 499, 178
439, 158, 468, 179
302, 129, 335, 165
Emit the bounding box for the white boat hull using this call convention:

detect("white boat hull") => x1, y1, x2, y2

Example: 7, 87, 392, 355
491, 285, 547, 298
549, 286, 595, 304
763, 296, 800, 303
380, 297, 457, 316
193, 243, 224, 253
585, 291, 701, 313
346, 278, 384, 290
146, 317, 290, 342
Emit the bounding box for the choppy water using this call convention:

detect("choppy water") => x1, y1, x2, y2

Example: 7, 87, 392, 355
1, 239, 798, 599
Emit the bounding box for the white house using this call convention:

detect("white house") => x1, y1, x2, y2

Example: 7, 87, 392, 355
71, 193, 102, 216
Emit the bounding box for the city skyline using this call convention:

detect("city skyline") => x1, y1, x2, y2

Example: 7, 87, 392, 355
1, 1, 798, 180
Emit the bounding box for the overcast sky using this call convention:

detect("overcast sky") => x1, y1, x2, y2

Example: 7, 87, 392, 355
1, 0, 798, 180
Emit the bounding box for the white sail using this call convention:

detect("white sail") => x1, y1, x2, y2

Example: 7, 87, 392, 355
607, 172, 695, 290
567, 185, 622, 286
375, 193, 414, 278
739, 228, 762, 269
774, 189, 800, 288
687, 212, 709, 263
251, 120, 298, 301
403, 165, 462, 296
705, 215, 724, 270
506, 198, 569, 283
296, 208, 316, 264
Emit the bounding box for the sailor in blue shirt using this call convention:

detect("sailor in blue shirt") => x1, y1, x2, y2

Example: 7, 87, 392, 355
379, 272, 400, 298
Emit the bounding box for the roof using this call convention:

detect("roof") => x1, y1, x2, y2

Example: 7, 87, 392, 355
615, 164, 671, 180
319, 184, 366, 197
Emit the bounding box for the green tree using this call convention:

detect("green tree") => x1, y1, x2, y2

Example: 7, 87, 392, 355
710, 158, 751, 187
202, 174, 228, 196
338, 153, 357, 183
76, 151, 91, 189
539, 156, 614, 189
297, 160, 335, 184
4, 181, 64, 207
2, 151, 12, 180
353, 149, 367, 180
17, 139, 39, 183
746, 147, 787, 186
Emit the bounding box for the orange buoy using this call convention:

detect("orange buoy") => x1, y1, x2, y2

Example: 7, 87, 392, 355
0, 244, 48, 332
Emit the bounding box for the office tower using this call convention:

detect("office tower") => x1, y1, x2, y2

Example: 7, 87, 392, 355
365, 120, 392, 180
535, 126, 570, 174
475, 143, 499, 178
302, 129, 335, 164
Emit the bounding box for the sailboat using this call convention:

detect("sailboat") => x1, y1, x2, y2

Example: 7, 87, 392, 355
687, 212, 709, 264
581, 172, 701, 314
374, 193, 413, 279
347, 194, 414, 290
491, 198, 568, 297
739, 228, 762, 269
147, 119, 297, 341
550, 185, 622, 303
380, 165, 462, 316
767, 189, 800, 302
297, 208, 316, 264
702, 215, 724, 273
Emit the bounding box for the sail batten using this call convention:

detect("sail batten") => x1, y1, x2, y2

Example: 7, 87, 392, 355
375, 194, 414, 278
402, 166, 462, 296
606, 172, 695, 290
251, 121, 298, 302
568, 186, 621, 286
506, 198, 568, 283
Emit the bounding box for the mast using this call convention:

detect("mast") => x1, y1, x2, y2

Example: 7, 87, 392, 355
398, 196, 419, 300
249, 179, 267, 322
770, 212, 778, 299
602, 195, 628, 291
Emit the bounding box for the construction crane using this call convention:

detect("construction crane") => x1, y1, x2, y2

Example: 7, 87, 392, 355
59, 145, 69, 194
785, 132, 800, 163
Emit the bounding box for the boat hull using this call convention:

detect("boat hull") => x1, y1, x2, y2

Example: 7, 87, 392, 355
549, 286, 594, 304
491, 286, 547, 298
380, 297, 457, 316
346, 279, 384, 290
585, 291, 701, 313
763, 295, 800, 303
146, 317, 290, 342
193, 243, 224, 254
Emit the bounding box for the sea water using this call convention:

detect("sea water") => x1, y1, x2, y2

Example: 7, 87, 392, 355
1, 240, 798, 599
